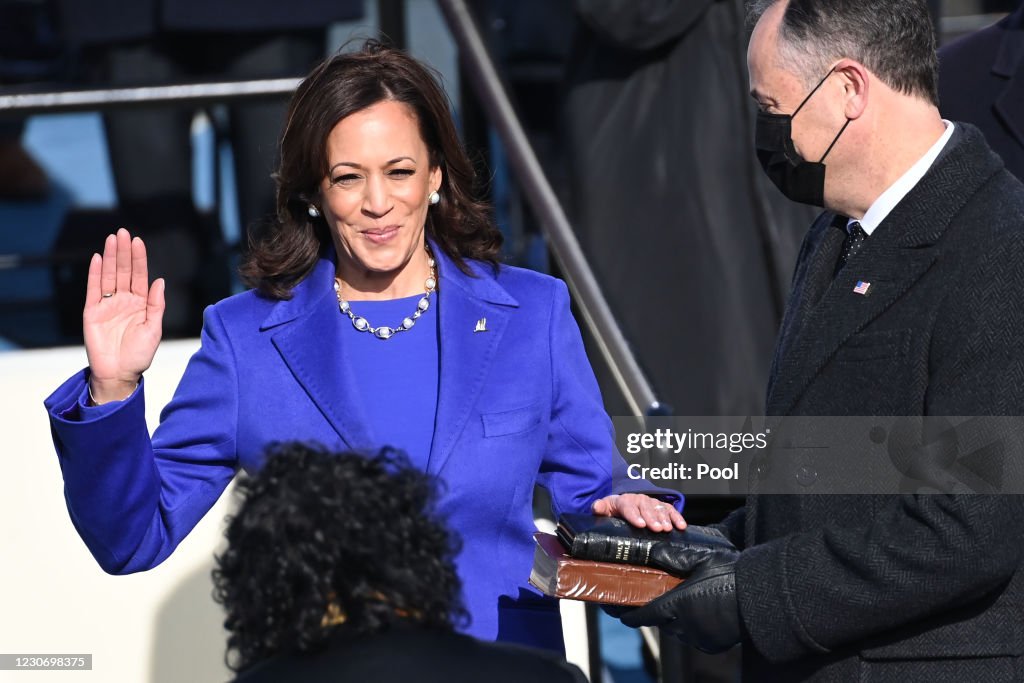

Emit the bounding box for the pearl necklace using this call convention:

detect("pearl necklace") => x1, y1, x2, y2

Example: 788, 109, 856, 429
334, 252, 437, 340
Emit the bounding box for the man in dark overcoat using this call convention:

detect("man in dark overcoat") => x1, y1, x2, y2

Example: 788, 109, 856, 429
618, 1, 1024, 680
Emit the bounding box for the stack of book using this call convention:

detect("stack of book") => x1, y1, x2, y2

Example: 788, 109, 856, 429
529, 513, 729, 606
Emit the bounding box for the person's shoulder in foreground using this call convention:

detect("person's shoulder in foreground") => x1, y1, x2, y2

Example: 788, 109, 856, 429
233, 623, 588, 683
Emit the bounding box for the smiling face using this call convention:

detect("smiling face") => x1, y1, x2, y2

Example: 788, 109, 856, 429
318, 99, 442, 298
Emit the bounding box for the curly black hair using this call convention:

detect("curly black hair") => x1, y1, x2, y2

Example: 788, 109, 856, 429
212, 442, 467, 672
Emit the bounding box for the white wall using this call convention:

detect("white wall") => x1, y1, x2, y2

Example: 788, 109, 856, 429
0, 341, 234, 683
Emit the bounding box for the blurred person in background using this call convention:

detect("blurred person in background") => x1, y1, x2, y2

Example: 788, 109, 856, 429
44, 42, 684, 654
0, 0, 61, 200
51, 0, 364, 333
939, 0, 1024, 181
564, 0, 816, 416
214, 442, 588, 683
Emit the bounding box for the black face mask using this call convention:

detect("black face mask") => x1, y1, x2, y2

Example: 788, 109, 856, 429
755, 68, 851, 207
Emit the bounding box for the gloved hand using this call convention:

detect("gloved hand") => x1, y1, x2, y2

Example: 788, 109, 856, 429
647, 523, 732, 576
618, 534, 741, 653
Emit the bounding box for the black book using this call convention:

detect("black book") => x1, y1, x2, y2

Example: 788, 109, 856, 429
556, 513, 733, 571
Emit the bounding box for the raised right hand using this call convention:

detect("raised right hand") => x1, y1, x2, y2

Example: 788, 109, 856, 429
84, 228, 166, 404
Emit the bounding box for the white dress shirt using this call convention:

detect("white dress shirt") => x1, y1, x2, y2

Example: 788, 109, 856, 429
848, 120, 955, 236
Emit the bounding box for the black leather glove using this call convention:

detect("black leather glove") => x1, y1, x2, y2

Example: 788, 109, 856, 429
646, 523, 732, 576
618, 532, 741, 654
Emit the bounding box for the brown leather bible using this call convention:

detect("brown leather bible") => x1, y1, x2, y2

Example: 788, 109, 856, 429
528, 532, 682, 606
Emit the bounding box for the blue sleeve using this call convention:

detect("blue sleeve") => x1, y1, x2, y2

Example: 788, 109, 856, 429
537, 280, 683, 517
43, 306, 239, 574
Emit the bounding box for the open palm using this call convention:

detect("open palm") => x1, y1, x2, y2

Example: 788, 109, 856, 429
83, 228, 166, 403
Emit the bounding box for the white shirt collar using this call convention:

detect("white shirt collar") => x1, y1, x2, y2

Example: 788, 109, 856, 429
847, 120, 955, 236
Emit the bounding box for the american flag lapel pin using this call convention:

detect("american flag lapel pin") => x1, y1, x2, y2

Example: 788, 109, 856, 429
853, 280, 871, 296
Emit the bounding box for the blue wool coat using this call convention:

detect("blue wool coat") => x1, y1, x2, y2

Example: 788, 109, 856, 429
45, 246, 676, 649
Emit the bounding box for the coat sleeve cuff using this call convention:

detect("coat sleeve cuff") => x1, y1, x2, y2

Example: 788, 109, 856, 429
735, 536, 832, 663
44, 369, 144, 424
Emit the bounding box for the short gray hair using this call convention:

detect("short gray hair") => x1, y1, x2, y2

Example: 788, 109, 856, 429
747, 0, 938, 106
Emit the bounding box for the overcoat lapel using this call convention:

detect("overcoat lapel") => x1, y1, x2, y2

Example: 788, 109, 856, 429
426, 249, 517, 475
797, 219, 847, 316
263, 256, 374, 450
764, 215, 844, 405
767, 240, 938, 415
767, 125, 1000, 415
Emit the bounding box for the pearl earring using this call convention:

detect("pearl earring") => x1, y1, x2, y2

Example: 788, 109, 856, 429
428, 191, 440, 205
308, 205, 321, 218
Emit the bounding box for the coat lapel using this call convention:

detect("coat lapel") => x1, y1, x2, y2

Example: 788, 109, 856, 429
765, 215, 845, 405
767, 242, 938, 415
426, 248, 517, 475
767, 124, 1000, 415
263, 256, 374, 450
799, 219, 848, 313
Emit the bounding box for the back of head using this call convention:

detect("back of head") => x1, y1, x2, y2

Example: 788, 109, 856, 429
212, 442, 466, 673
748, 0, 938, 106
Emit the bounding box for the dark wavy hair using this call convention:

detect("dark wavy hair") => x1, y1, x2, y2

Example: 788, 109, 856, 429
240, 40, 503, 299
747, 0, 939, 106
212, 442, 467, 673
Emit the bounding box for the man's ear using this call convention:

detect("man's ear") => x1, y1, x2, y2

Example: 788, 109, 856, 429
834, 58, 870, 120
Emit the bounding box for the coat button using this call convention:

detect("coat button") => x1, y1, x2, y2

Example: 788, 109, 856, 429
796, 465, 817, 487
870, 425, 887, 444
754, 457, 771, 480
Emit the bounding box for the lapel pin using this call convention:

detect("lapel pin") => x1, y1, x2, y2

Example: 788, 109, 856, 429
474, 318, 488, 333
853, 280, 872, 296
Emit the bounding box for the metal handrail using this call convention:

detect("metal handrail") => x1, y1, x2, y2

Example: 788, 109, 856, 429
0, 78, 301, 115
436, 0, 662, 417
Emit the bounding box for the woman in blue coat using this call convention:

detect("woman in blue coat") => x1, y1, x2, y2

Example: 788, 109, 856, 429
44, 42, 684, 652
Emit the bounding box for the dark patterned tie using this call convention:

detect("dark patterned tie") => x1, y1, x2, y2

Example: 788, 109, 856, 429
835, 221, 867, 276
